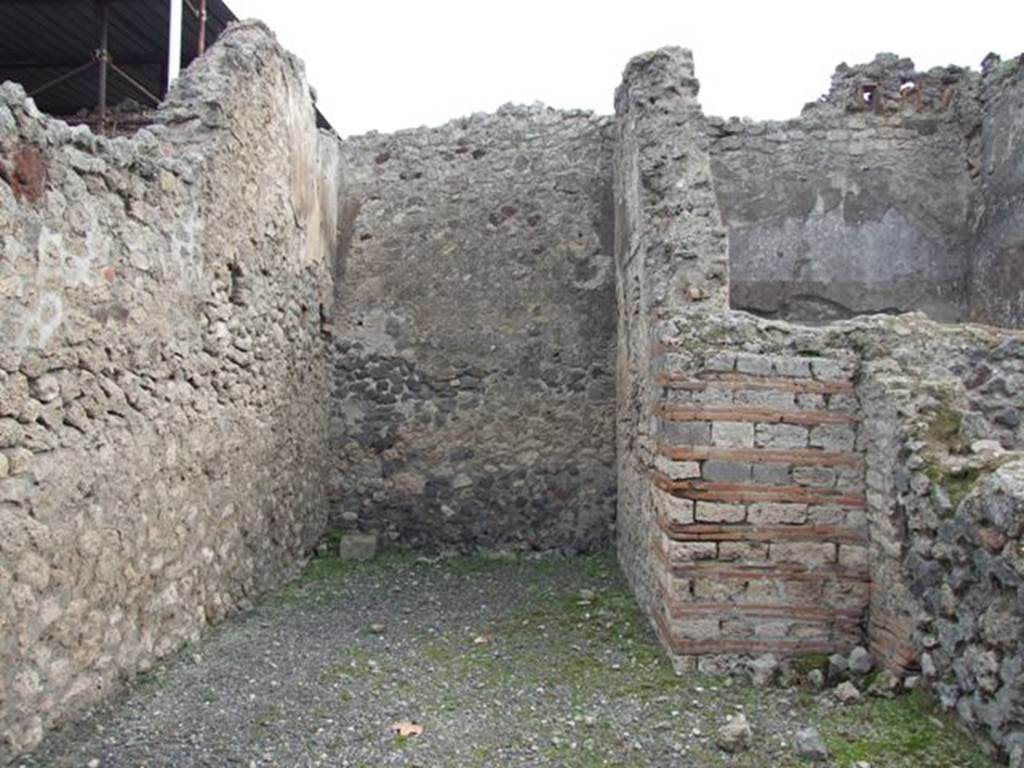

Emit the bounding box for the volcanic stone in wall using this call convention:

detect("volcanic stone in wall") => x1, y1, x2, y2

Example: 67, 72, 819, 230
332, 105, 617, 552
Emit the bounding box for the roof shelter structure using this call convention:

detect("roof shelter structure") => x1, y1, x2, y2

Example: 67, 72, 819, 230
0, 0, 331, 132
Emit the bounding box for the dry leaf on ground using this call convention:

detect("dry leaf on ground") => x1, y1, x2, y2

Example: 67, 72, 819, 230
392, 721, 424, 737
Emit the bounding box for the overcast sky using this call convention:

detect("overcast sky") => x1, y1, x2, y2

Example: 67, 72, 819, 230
228, 0, 1023, 137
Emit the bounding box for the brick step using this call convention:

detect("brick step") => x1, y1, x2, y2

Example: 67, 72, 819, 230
656, 371, 853, 395
657, 444, 863, 468
653, 472, 866, 507
656, 403, 856, 426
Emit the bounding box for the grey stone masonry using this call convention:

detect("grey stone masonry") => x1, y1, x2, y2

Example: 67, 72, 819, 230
652, 346, 868, 663
331, 105, 616, 553
616, 44, 1024, 763
709, 53, 1024, 329
613, 47, 729, 631
0, 22, 338, 760
2, 26, 1024, 766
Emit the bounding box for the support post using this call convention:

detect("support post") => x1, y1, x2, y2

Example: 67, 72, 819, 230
96, 0, 110, 128
167, 0, 182, 90
198, 0, 208, 56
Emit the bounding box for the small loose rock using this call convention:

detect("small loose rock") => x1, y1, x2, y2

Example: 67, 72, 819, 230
848, 646, 874, 677
716, 713, 752, 753
868, 670, 901, 698
794, 726, 829, 762
835, 681, 862, 705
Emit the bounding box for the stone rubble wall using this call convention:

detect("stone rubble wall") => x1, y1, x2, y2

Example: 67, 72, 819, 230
967, 57, 1024, 328
0, 22, 338, 761
614, 45, 1024, 762
330, 106, 617, 552
612, 47, 730, 621
855, 322, 1024, 760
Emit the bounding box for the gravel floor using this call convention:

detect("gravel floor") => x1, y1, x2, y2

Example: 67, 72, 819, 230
21, 552, 995, 768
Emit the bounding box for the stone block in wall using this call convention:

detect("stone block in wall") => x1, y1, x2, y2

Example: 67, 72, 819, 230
666, 539, 718, 564
771, 356, 813, 378
718, 541, 769, 561
653, 488, 695, 525
661, 420, 712, 445
770, 542, 837, 565
735, 389, 796, 409
695, 501, 747, 523
752, 464, 793, 485
654, 455, 701, 480
748, 503, 809, 525
792, 466, 837, 487
755, 423, 809, 449
702, 460, 754, 482
809, 424, 856, 451
735, 353, 774, 376
713, 421, 755, 447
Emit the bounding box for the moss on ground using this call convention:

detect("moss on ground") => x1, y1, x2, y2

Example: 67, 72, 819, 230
818, 690, 994, 768
283, 551, 995, 766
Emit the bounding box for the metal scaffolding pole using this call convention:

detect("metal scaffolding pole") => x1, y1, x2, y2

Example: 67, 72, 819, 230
167, 0, 182, 89
96, 0, 110, 127
198, 0, 208, 56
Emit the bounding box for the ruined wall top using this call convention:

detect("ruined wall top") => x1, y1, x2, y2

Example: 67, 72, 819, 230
614, 47, 700, 115
815, 52, 978, 115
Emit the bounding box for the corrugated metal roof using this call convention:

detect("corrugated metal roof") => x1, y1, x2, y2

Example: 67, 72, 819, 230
0, 0, 331, 130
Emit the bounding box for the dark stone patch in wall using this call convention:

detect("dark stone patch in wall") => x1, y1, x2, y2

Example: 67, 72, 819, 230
331, 105, 617, 552
330, 344, 616, 551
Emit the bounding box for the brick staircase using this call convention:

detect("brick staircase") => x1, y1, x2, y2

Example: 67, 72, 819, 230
650, 351, 869, 661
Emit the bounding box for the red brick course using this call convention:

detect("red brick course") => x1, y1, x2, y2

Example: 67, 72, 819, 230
656, 403, 856, 426
658, 444, 863, 468
652, 472, 866, 507
656, 518, 869, 545
649, 354, 868, 662
657, 372, 854, 394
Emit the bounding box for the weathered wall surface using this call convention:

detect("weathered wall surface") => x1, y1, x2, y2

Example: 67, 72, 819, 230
0, 22, 337, 760
331, 106, 616, 551
657, 310, 1024, 757
855, 318, 1024, 761
968, 58, 1024, 328
709, 55, 974, 323
653, 346, 868, 660
615, 46, 1024, 761
1, 24, 1021, 765
612, 47, 731, 642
